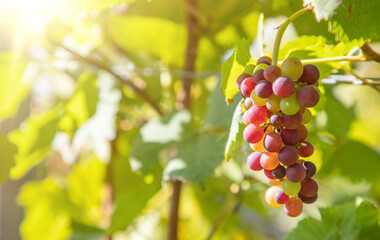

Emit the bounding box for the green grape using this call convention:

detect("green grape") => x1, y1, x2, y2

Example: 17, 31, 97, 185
244, 64, 256, 75
254, 63, 269, 72
266, 94, 281, 112
302, 109, 312, 124
283, 179, 301, 196
250, 90, 266, 106
280, 94, 300, 115
281, 57, 303, 80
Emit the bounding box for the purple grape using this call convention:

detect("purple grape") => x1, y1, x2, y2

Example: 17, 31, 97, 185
236, 73, 252, 89
282, 111, 303, 130
298, 64, 320, 85
286, 163, 306, 182
300, 178, 318, 197
273, 76, 295, 98
296, 86, 320, 108
298, 125, 308, 141
264, 132, 283, 152
272, 165, 286, 179
270, 115, 283, 127
302, 161, 316, 178
240, 77, 256, 98
255, 80, 273, 98
298, 193, 318, 204
279, 145, 299, 166
281, 129, 301, 146
298, 141, 314, 157
253, 69, 265, 84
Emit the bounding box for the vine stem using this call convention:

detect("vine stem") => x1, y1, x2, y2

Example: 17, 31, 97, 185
272, 6, 312, 65
289, 55, 366, 64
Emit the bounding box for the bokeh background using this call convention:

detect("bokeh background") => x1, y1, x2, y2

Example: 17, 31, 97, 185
0, 0, 380, 239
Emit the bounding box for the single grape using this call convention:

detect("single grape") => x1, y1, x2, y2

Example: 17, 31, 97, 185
282, 111, 303, 130
270, 114, 283, 127
284, 196, 303, 217
247, 152, 263, 171
243, 124, 264, 143
281, 128, 301, 146
250, 140, 266, 152
302, 109, 312, 124
242, 111, 250, 125
244, 97, 253, 110
253, 69, 265, 84
236, 73, 252, 89
274, 189, 289, 204
296, 86, 320, 108
268, 178, 284, 186
281, 57, 303, 81
264, 132, 283, 152
265, 169, 276, 179
264, 65, 281, 82
298, 64, 320, 85
244, 64, 256, 75
265, 186, 282, 207
300, 178, 318, 197
254, 63, 269, 72
255, 80, 273, 98
250, 90, 266, 106
280, 94, 300, 115
302, 161, 317, 178
279, 145, 299, 166
272, 76, 295, 98
297, 141, 314, 157
298, 125, 308, 141
260, 152, 279, 170
266, 94, 281, 112
283, 179, 301, 196
246, 105, 267, 125
298, 193, 318, 204
272, 165, 286, 179
286, 163, 306, 182
258, 56, 272, 65
240, 77, 256, 98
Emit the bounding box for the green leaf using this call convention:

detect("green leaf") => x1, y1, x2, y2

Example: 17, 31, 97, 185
163, 130, 226, 185
304, 0, 342, 21
0, 53, 29, 121
285, 201, 380, 240
221, 38, 251, 103
224, 99, 244, 161
107, 156, 161, 234
9, 109, 60, 179
59, 72, 98, 136
70, 222, 104, 240
0, 132, 17, 183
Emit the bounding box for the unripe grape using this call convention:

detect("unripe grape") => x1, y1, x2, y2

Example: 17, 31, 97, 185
281, 57, 303, 80
250, 90, 266, 106
283, 179, 301, 196
280, 94, 300, 115
244, 64, 256, 75
266, 94, 281, 112
302, 109, 312, 124
265, 186, 282, 207
254, 63, 269, 72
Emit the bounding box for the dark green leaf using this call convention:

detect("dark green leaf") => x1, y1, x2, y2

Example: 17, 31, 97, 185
0, 132, 17, 183
70, 222, 104, 240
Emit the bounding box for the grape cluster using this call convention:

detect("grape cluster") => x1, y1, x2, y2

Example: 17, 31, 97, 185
238, 56, 319, 217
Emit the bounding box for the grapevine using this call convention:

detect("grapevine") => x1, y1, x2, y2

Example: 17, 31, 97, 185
237, 7, 320, 217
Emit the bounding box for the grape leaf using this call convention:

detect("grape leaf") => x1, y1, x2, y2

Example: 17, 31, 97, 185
0, 53, 29, 121
221, 38, 251, 103
304, 0, 342, 21
59, 72, 98, 136
9, 109, 60, 179
224, 99, 244, 161
0, 133, 17, 183
285, 201, 380, 240
163, 130, 226, 185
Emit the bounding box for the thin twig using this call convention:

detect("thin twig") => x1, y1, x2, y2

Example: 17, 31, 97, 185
344, 68, 380, 93
50, 40, 163, 115
361, 42, 380, 62
296, 55, 366, 64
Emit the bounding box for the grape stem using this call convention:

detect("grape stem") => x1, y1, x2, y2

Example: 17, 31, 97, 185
272, 6, 313, 66
287, 55, 366, 64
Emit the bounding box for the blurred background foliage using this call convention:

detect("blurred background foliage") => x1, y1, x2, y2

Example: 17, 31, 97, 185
0, 0, 380, 239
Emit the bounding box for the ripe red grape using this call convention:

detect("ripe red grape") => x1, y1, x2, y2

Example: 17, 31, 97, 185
246, 105, 267, 125
255, 80, 273, 98
298, 64, 319, 85
272, 165, 286, 179
273, 76, 295, 98
243, 124, 264, 143
242, 111, 250, 125
274, 189, 289, 204
298, 193, 318, 204
253, 69, 265, 84
297, 141, 314, 157
284, 196, 303, 217
240, 77, 256, 98
281, 128, 300, 146
260, 152, 279, 170
264, 132, 283, 152
298, 125, 308, 141
278, 145, 299, 166
270, 114, 283, 127
257, 56, 272, 65
264, 65, 281, 82
302, 161, 317, 178
296, 85, 320, 108
247, 152, 264, 171
236, 73, 252, 89
300, 178, 318, 197
282, 111, 303, 130
286, 163, 306, 182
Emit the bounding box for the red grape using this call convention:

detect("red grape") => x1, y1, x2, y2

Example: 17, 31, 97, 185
255, 80, 273, 98
247, 152, 264, 171
264, 132, 283, 152
236, 73, 252, 89
272, 165, 286, 179
298, 125, 308, 141
302, 161, 317, 178
246, 105, 267, 125
265, 169, 276, 179
286, 163, 306, 182
244, 97, 253, 110
300, 178, 318, 197
296, 86, 320, 108
297, 141, 314, 157
273, 76, 295, 98
298, 64, 319, 85
264, 65, 281, 82
240, 77, 256, 98
281, 128, 300, 146
253, 69, 265, 84
270, 115, 283, 127
243, 124, 264, 143
284, 196, 303, 217
279, 145, 299, 166
298, 193, 318, 204
282, 111, 303, 130
274, 189, 289, 204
